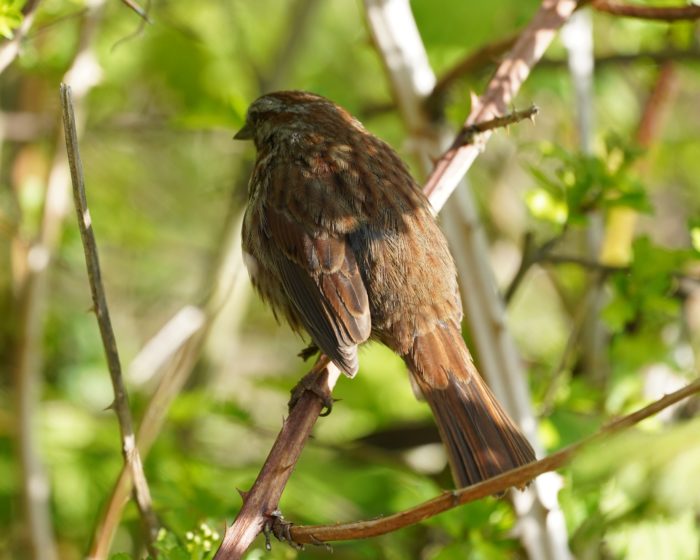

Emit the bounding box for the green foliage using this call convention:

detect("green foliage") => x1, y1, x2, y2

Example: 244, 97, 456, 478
565, 419, 700, 560
1, 0, 700, 559
526, 134, 650, 227
604, 237, 692, 335
143, 525, 220, 560
0, 0, 23, 39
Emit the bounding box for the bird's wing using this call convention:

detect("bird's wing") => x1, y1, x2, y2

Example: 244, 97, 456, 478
265, 206, 371, 376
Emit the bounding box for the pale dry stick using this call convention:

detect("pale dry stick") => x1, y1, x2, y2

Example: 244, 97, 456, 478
290, 376, 700, 543
563, 8, 610, 389
60, 83, 159, 547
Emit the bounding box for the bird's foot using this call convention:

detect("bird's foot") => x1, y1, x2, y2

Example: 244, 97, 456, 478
288, 359, 335, 416
262, 509, 303, 551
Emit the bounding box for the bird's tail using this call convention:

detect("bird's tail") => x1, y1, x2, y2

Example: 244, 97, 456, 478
405, 324, 536, 488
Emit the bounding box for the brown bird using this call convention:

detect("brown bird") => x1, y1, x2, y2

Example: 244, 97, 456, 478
236, 90, 535, 487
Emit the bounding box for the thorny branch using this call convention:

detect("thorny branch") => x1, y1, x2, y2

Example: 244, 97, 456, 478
453, 105, 539, 148
288, 376, 700, 544
422, 0, 579, 212
60, 84, 159, 549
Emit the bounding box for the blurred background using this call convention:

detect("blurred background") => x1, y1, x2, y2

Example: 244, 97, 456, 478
1, 0, 700, 558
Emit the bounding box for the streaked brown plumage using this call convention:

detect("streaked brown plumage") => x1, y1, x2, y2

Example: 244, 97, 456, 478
236, 91, 535, 487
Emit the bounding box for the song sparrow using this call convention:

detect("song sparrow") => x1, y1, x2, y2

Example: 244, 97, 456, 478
235, 90, 535, 487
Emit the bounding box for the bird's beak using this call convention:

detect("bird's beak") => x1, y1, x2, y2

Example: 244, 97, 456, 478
234, 122, 252, 140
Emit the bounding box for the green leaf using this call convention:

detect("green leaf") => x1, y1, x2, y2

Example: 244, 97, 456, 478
0, 0, 23, 39
525, 187, 568, 224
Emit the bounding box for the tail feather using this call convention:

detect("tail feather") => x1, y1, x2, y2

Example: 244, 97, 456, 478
407, 325, 536, 488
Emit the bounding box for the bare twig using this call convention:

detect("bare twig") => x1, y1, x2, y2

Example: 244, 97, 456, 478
592, 0, 700, 21
453, 104, 539, 147
504, 233, 563, 304
60, 83, 158, 548
542, 254, 626, 273
430, 44, 700, 108
258, 0, 321, 92
110, 0, 151, 52
540, 47, 700, 69
289, 376, 700, 543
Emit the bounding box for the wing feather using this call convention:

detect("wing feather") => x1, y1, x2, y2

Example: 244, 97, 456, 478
266, 208, 371, 376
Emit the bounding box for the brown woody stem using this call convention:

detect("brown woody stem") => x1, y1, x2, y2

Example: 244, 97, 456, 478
289, 377, 700, 544
214, 365, 338, 559
453, 105, 539, 148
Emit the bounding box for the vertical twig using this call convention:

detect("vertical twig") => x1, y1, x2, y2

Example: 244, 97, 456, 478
258, 0, 321, 92
60, 83, 159, 548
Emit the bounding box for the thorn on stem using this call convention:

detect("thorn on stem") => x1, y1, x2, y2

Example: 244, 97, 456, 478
236, 488, 249, 502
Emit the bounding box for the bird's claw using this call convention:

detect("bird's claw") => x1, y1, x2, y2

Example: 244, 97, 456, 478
262, 509, 303, 551
288, 369, 336, 416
